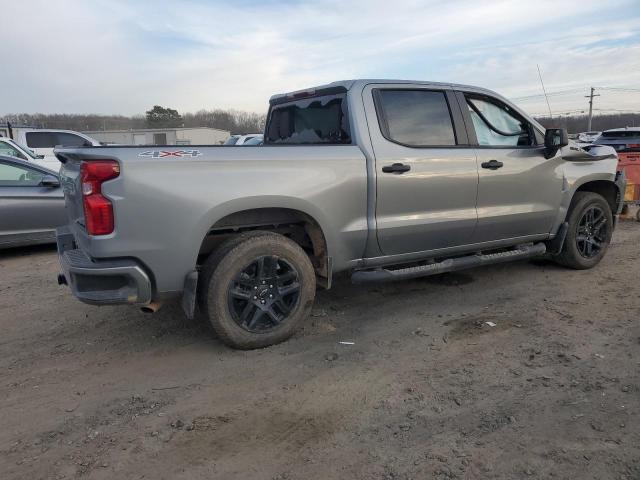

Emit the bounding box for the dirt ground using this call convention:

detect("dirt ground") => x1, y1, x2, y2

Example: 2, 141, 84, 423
1, 222, 639, 480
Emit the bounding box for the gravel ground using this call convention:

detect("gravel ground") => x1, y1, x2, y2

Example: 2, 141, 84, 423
1, 221, 639, 480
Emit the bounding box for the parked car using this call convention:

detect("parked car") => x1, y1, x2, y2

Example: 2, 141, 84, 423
223, 134, 264, 146
593, 127, 640, 153
222, 135, 240, 145
0, 137, 57, 170
241, 136, 264, 146
54, 79, 624, 349
3, 127, 100, 166
0, 155, 66, 248
577, 131, 601, 143
594, 128, 640, 215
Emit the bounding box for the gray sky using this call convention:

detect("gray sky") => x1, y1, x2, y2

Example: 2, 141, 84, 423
2, 0, 640, 117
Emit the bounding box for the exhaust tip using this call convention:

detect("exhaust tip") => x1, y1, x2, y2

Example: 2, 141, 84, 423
140, 301, 163, 314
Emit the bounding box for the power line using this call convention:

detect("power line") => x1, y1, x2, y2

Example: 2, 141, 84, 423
595, 87, 640, 92
594, 108, 640, 113
530, 110, 586, 116
511, 89, 585, 101
511, 86, 640, 102
530, 108, 640, 117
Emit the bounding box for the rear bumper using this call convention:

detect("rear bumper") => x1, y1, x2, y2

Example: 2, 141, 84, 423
56, 226, 153, 306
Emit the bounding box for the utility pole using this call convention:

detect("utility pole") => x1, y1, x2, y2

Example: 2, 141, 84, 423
585, 87, 600, 131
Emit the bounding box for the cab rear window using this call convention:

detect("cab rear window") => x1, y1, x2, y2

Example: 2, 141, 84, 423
266, 93, 351, 145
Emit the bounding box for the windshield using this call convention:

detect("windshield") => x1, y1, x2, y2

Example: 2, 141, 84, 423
266, 93, 351, 145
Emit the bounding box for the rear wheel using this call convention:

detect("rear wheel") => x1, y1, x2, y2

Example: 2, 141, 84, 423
199, 231, 316, 349
554, 192, 613, 269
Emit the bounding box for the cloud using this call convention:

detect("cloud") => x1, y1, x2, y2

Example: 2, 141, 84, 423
1, 0, 639, 115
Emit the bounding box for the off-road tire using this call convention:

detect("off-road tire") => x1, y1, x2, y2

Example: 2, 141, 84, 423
198, 231, 316, 349
554, 192, 613, 269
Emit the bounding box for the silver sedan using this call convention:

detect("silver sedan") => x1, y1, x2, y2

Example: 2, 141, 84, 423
0, 155, 66, 248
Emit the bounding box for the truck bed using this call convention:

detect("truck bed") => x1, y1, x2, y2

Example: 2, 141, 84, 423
56, 145, 369, 294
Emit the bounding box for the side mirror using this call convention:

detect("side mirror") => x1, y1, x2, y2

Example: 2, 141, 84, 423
40, 174, 60, 188
544, 128, 569, 158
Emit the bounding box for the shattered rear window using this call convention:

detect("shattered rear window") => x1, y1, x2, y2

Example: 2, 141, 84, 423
266, 94, 351, 144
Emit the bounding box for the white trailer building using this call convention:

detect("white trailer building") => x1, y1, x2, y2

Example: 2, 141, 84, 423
83, 127, 230, 146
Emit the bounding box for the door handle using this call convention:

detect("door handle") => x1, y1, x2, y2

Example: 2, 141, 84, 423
481, 159, 504, 170
382, 163, 411, 174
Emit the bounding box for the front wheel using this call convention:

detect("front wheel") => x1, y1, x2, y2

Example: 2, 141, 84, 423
199, 231, 316, 349
554, 192, 613, 269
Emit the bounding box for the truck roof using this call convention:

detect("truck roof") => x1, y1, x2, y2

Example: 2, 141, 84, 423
269, 79, 543, 131
269, 79, 502, 103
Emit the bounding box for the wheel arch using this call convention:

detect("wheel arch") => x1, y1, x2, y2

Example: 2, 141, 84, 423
573, 179, 620, 215
195, 203, 332, 287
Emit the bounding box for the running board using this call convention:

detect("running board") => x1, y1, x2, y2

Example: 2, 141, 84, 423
351, 242, 547, 284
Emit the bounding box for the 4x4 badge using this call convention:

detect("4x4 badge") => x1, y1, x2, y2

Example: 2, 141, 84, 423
138, 150, 202, 158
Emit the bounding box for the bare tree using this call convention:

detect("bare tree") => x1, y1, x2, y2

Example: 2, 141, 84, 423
1, 108, 267, 134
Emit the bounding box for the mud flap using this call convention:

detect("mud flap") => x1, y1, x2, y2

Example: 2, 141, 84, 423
547, 222, 569, 255
181, 270, 199, 320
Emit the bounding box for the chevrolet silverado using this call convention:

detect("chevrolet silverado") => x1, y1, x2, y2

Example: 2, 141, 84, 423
54, 80, 625, 349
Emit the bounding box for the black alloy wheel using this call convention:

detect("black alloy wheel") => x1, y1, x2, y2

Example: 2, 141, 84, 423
227, 255, 301, 333
576, 205, 608, 259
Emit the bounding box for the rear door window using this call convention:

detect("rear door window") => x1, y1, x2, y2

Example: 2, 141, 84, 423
374, 89, 457, 146
266, 93, 350, 144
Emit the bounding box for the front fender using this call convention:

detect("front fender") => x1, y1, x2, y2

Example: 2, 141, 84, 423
551, 156, 619, 234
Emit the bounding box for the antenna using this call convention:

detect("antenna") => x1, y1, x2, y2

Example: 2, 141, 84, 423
537, 64, 553, 119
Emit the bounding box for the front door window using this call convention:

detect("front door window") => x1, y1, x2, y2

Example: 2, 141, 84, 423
466, 96, 535, 147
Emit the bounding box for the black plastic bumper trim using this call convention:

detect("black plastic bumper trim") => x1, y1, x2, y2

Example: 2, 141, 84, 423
56, 226, 152, 306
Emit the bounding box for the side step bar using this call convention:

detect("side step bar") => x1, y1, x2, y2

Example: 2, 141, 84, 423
351, 242, 547, 284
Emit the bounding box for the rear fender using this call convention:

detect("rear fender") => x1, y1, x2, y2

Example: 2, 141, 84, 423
192, 195, 337, 269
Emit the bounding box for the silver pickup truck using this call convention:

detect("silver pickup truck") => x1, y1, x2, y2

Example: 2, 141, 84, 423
55, 79, 625, 349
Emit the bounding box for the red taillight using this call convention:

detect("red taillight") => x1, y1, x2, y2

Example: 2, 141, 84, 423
80, 160, 120, 235
627, 143, 640, 149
